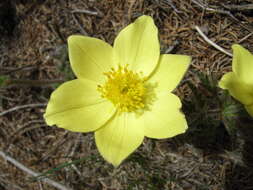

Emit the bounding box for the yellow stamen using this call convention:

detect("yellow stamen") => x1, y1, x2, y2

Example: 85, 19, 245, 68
98, 66, 149, 113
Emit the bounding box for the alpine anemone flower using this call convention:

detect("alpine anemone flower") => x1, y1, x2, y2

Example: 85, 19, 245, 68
219, 44, 253, 116
44, 15, 191, 166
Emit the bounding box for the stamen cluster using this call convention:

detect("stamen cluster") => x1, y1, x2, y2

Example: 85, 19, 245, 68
98, 66, 147, 112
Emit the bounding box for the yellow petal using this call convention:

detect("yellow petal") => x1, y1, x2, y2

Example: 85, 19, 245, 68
148, 54, 191, 92
44, 79, 116, 132
95, 112, 144, 166
219, 72, 253, 105
68, 35, 117, 82
232, 44, 253, 83
114, 15, 160, 76
142, 92, 187, 139
245, 104, 253, 117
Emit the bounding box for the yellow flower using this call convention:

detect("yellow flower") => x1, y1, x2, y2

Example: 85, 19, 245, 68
44, 15, 191, 166
219, 44, 253, 116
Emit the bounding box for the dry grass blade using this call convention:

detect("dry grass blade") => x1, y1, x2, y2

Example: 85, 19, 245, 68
222, 3, 253, 11
0, 103, 47, 117
0, 151, 72, 190
195, 26, 232, 57
71, 9, 102, 17
191, 0, 253, 32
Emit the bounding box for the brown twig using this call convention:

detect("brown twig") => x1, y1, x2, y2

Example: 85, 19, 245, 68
160, 0, 182, 13
0, 103, 47, 117
191, 0, 253, 32
238, 32, 253, 43
39, 131, 69, 163
165, 40, 179, 54
71, 9, 103, 17
195, 26, 232, 57
71, 14, 89, 36
191, 0, 238, 20
0, 66, 37, 75
9, 120, 46, 145
222, 4, 253, 11
0, 150, 72, 190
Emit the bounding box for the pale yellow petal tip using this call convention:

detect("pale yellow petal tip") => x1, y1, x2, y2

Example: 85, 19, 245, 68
177, 117, 188, 134
43, 114, 54, 126
180, 55, 192, 62
43, 107, 57, 127
95, 129, 140, 167
134, 15, 157, 31
96, 140, 129, 167
232, 44, 242, 50
97, 150, 124, 167
67, 35, 83, 45
67, 35, 76, 44
135, 15, 153, 22
101, 154, 135, 167
218, 72, 233, 90
43, 106, 52, 125
184, 55, 192, 62
245, 105, 253, 117
179, 55, 192, 69
183, 120, 188, 131
187, 56, 192, 65
232, 43, 252, 61
173, 122, 188, 138
218, 78, 226, 90
232, 44, 247, 53
111, 160, 121, 167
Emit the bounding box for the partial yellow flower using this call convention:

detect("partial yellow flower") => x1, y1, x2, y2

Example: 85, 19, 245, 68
219, 44, 253, 116
44, 15, 191, 166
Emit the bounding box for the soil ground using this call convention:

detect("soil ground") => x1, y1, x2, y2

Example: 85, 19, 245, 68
1, 0, 253, 190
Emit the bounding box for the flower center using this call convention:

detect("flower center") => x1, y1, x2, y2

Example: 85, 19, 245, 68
98, 66, 151, 113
